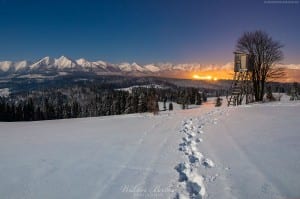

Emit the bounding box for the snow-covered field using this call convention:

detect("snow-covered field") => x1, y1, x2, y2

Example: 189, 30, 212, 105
0, 88, 10, 97
0, 97, 299, 199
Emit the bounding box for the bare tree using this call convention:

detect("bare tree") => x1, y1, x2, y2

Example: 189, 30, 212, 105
236, 30, 285, 101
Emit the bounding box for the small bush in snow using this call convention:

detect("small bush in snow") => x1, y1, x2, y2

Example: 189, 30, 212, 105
266, 86, 276, 102
215, 97, 222, 107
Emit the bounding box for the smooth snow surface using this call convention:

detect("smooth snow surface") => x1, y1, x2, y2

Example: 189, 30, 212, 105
0, 97, 299, 199
199, 102, 300, 199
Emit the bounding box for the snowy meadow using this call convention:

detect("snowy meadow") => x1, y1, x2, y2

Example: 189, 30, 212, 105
0, 96, 299, 199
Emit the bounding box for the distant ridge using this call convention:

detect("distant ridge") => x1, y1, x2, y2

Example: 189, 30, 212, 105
0, 56, 299, 82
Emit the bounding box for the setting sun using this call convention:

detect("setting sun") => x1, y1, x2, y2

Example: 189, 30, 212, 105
193, 74, 218, 81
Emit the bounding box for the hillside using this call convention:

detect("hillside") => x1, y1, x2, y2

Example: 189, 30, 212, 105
0, 97, 299, 199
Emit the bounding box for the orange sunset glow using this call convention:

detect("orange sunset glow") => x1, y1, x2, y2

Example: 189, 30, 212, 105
191, 70, 233, 81
188, 68, 300, 82
193, 74, 218, 81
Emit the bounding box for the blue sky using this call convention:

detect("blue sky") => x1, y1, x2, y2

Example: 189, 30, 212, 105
0, 0, 299, 64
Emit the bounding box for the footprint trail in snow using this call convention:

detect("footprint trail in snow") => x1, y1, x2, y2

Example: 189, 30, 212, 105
174, 109, 225, 199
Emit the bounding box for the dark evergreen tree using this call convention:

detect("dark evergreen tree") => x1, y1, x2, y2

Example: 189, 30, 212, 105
195, 92, 202, 105
138, 93, 147, 113
202, 91, 207, 102
124, 95, 133, 114
147, 89, 159, 114
168, 102, 173, 111
163, 97, 167, 111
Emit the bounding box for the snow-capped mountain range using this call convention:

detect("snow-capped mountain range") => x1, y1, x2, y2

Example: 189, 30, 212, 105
1, 56, 299, 80
0, 55, 233, 78
0, 56, 164, 74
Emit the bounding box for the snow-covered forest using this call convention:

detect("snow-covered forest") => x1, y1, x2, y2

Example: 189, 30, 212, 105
0, 85, 205, 121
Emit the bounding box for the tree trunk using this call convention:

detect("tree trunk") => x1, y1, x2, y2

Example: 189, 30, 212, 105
259, 79, 265, 101
253, 80, 260, 101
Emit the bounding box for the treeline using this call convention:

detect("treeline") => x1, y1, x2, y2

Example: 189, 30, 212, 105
0, 85, 206, 121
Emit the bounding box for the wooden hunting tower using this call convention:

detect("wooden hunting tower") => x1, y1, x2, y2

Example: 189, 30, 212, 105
228, 52, 253, 106
234, 52, 253, 72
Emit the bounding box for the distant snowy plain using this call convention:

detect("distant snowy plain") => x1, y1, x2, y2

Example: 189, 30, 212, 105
0, 96, 299, 199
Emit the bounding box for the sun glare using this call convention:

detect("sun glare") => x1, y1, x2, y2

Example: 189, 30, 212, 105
193, 74, 218, 81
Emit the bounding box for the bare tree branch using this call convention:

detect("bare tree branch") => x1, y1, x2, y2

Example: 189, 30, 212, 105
235, 30, 284, 101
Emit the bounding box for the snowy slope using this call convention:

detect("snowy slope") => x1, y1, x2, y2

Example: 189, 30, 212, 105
29, 56, 55, 70
76, 58, 94, 68
0, 101, 215, 199
144, 64, 160, 72
54, 56, 77, 69
0, 61, 13, 72
0, 88, 10, 97
0, 98, 299, 199
118, 62, 146, 72
0, 61, 30, 72
14, 60, 31, 71
196, 101, 300, 199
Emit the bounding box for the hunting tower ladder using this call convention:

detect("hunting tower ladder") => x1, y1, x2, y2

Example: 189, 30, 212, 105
228, 52, 253, 106
227, 70, 252, 106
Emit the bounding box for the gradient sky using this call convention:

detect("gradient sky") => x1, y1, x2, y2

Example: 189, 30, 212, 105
0, 0, 299, 64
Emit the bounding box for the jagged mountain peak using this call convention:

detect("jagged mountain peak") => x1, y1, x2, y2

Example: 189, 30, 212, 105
14, 60, 31, 71
0, 61, 13, 72
76, 58, 94, 68
0, 56, 167, 75
29, 56, 54, 69
54, 56, 77, 69
119, 62, 146, 72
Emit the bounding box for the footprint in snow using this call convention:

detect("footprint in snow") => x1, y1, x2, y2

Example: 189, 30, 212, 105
188, 152, 204, 164
175, 162, 190, 182
202, 158, 215, 168
182, 136, 190, 142
174, 163, 206, 198
185, 173, 206, 198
